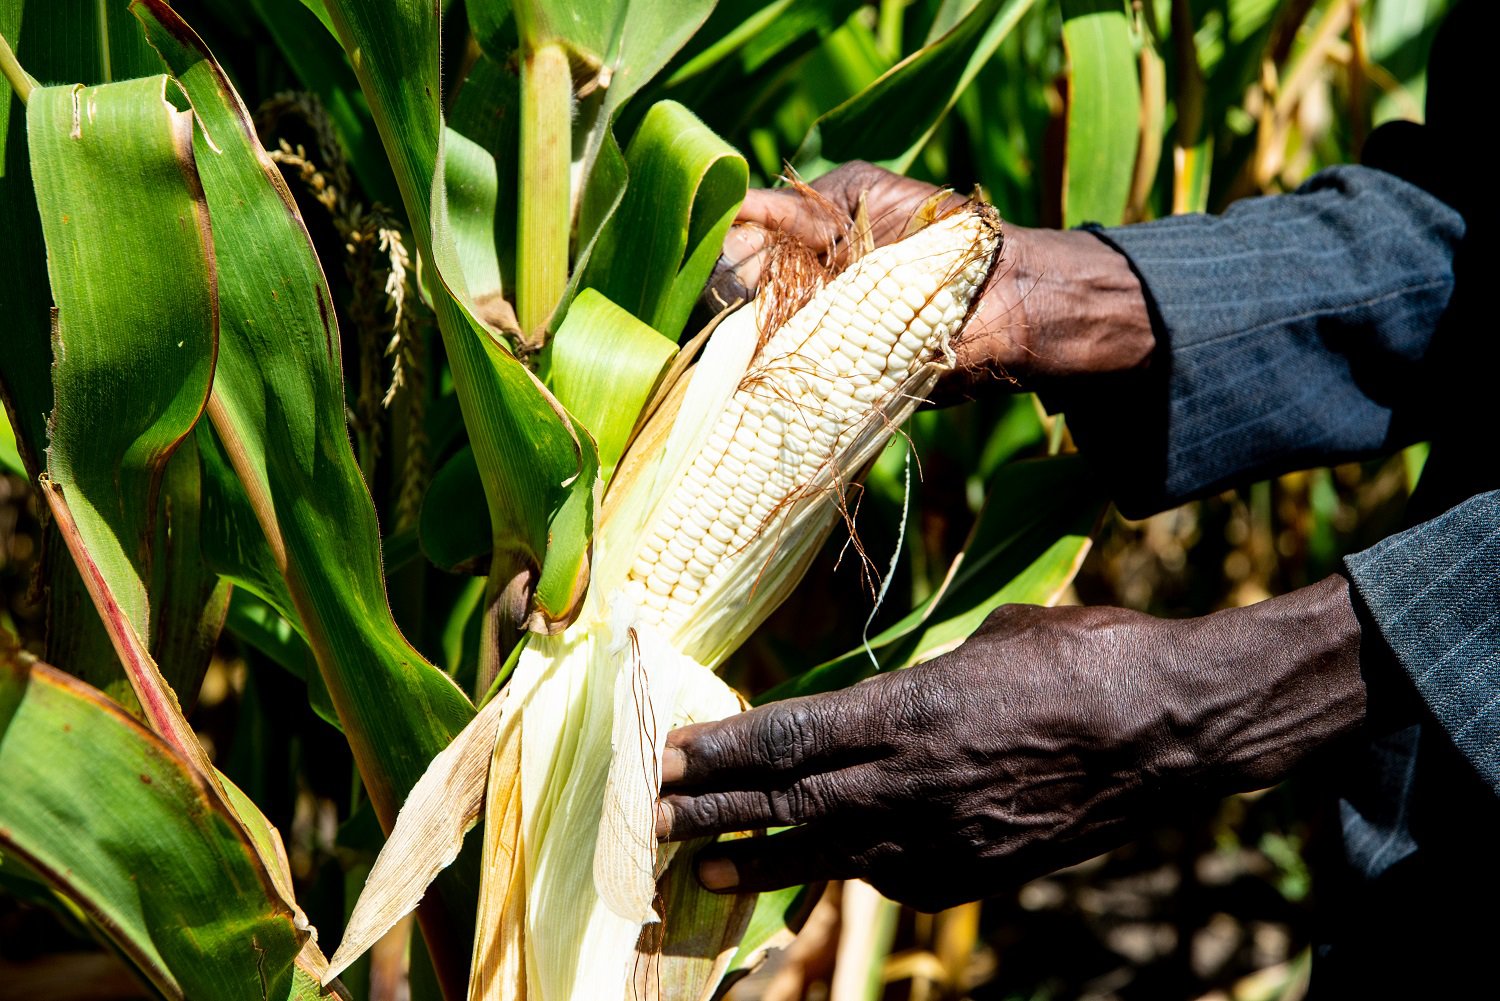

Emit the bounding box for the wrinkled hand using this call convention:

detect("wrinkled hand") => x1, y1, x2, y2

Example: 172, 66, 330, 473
704, 161, 1156, 395
657, 576, 1367, 911
708, 160, 959, 300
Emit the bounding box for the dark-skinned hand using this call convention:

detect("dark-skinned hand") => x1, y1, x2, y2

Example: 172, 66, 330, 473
704, 160, 1157, 396
657, 575, 1368, 912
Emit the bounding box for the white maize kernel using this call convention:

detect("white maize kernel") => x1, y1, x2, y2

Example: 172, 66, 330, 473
875, 311, 908, 341
839, 324, 872, 351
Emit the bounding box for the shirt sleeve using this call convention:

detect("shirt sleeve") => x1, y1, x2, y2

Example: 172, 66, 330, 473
1050, 164, 1466, 519
1343, 490, 1500, 792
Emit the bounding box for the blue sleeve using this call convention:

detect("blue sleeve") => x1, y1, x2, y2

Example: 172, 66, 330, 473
1052, 165, 1466, 519
1343, 490, 1500, 792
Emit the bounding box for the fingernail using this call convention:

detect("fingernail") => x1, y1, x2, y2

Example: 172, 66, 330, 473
661, 745, 686, 784
698, 856, 739, 892
654, 801, 673, 840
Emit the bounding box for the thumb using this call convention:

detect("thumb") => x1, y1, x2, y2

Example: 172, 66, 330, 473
694, 825, 875, 894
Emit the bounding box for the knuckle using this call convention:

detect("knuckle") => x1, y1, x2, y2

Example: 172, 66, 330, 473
693, 794, 725, 830
660, 794, 695, 834
687, 792, 741, 834
774, 774, 830, 825
755, 700, 823, 771
672, 792, 729, 835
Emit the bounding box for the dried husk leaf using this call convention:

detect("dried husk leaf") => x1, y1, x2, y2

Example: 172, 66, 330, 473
325, 691, 511, 982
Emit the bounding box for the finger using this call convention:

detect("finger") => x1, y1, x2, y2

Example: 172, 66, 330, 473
718, 224, 773, 294
694, 825, 876, 894
734, 188, 844, 251
662, 692, 858, 789
657, 768, 852, 841
700, 251, 757, 316
807, 163, 965, 247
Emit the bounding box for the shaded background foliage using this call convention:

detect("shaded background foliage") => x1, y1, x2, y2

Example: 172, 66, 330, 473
0, 0, 1445, 999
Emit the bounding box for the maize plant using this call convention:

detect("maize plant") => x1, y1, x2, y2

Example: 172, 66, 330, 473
327, 201, 1005, 999
0, 0, 1135, 998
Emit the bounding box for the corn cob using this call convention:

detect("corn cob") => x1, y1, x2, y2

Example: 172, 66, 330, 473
328, 198, 1003, 1001
605, 202, 1001, 668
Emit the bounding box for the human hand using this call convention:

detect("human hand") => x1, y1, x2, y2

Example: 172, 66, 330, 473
657, 575, 1367, 911
705, 161, 1157, 396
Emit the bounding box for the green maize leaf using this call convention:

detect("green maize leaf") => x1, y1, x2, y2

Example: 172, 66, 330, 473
442, 124, 505, 319
201, 418, 340, 728
1190, 0, 1280, 117
322, 0, 598, 634
581, 100, 747, 343
448, 51, 520, 310
198, 424, 302, 635
976, 395, 1047, 480
726, 884, 819, 983
571, 124, 627, 299
0, 407, 23, 475
503, 0, 712, 97
4, 1, 226, 727
0, 0, 166, 476
547, 289, 677, 480
23, 64, 329, 974
902, 530, 1095, 662
131, 4, 480, 989
794, 0, 1036, 177
0, 650, 329, 1001
1368, 0, 1448, 122
29, 74, 216, 740
820, 14, 892, 97
663, 0, 865, 88
950, 10, 1052, 225
1157, 1, 1210, 216
1176, 133, 1212, 214
442, 575, 487, 682
525, 409, 599, 631
42, 523, 135, 709
147, 442, 232, 708
466, 0, 513, 60
0, 79, 47, 476
626, 0, 861, 162
759, 456, 1102, 702
927, 0, 982, 40
1060, 0, 1140, 227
